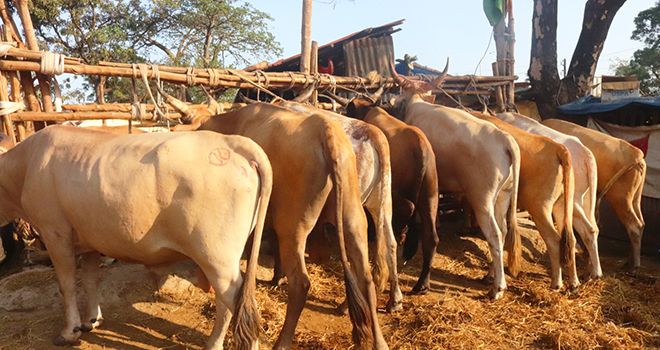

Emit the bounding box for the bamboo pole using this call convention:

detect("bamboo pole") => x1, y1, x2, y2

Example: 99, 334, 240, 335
14, 0, 54, 115
492, 62, 505, 112
0, 1, 24, 47
310, 40, 318, 105
62, 102, 248, 113
300, 0, 312, 74
0, 72, 16, 144
10, 102, 339, 122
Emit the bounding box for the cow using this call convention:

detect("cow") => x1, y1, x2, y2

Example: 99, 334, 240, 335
389, 68, 522, 300
344, 98, 439, 294
496, 113, 603, 279
274, 99, 403, 311
195, 103, 388, 349
0, 126, 272, 350
542, 118, 646, 268
470, 111, 579, 290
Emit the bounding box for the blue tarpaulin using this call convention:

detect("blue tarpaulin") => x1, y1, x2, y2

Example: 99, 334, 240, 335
558, 95, 660, 115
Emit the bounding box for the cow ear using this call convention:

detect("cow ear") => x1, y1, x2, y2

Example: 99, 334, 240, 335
420, 94, 436, 104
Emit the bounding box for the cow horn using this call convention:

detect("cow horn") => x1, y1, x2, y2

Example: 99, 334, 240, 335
201, 86, 223, 115
293, 83, 317, 103
156, 85, 193, 121
323, 90, 351, 106
390, 61, 410, 88
238, 93, 259, 104
367, 84, 386, 103
431, 57, 450, 88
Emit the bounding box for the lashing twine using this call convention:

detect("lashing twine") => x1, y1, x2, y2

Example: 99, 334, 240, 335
39, 51, 65, 75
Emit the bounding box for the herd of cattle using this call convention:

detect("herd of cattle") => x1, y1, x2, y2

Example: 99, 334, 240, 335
0, 66, 648, 350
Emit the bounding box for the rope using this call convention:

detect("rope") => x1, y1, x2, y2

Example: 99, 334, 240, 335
186, 67, 197, 86
0, 101, 25, 116
283, 72, 296, 91
135, 64, 166, 121
228, 69, 281, 100
0, 43, 13, 57
39, 51, 65, 75
208, 69, 221, 86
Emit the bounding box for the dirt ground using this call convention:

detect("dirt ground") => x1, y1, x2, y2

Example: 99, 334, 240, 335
0, 217, 659, 350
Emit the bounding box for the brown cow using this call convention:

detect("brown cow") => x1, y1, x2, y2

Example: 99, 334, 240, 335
196, 103, 388, 349
390, 70, 522, 299
542, 119, 646, 268
345, 99, 439, 294
471, 111, 579, 290
0, 126, 272, 349
275, 100, 403, 311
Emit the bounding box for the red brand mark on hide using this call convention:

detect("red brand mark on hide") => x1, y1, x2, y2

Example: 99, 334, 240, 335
209, 148, 231, 166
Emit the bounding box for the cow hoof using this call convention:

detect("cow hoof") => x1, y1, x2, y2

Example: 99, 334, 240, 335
567, 284, 580, 294
411, 284, 430, 295
386, 300, 403, 313
336, 300, 348, 316
81, 318, 103, 332
52, 335, 80, 346
271, 276, 287, 288
488, 288, 505, 300
480, 275, 494, 285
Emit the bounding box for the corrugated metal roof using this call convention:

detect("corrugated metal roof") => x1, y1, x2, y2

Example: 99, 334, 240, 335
343, 36, 395, 78
267, 19, 404, 73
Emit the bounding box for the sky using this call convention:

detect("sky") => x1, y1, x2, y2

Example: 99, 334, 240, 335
247, 0, 656, 80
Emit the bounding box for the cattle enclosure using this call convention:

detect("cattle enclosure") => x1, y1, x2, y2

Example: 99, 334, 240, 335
0, 2, 659, 350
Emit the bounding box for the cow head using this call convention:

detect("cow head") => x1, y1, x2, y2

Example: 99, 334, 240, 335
387, 58, 449, 119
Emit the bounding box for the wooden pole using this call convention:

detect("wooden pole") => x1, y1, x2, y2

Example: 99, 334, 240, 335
0, 0, 24, 47
506, 0, 516, 108
14, 0, 54, 116
310, 40, 318, 105
300, 0, 312, 74
0, 72, 16, 144
492, 62, 505, 112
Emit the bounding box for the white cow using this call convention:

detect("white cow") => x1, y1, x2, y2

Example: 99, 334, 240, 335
390, 73, 522, 299
496, 112, 603, 278
0, 126, 272, 350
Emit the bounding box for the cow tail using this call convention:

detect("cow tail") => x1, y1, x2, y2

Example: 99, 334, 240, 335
594, 158, 643, 222
231, 147, 272, 350
401, 129, 431, 262
504, 137, 522, 278
321, 117, 374, 348
557, 145, 575, 265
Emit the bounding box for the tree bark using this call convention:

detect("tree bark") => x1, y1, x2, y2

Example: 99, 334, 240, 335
559, 0, 627, 103
528, 0, 561, 118
300, 0, 312, 74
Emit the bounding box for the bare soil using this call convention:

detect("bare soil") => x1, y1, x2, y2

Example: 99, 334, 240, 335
0, 219, 659, 350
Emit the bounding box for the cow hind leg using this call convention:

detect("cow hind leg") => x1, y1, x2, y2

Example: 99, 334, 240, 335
411, 196, 439, 294
365, 195, 403, 313
474, 207, 506, 300
532, 207, 564, 290
199, 264, 243, 350
273, 234, 311, 350
573, 205, 603, 278
80, 252, 103, 332
41, 231, 83, 346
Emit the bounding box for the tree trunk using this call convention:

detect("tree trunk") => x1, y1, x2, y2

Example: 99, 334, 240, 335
559, 0, 627, 103
300, 0, 312, 74
528, 0, 561, 118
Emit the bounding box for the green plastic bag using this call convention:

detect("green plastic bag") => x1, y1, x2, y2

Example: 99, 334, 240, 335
484, 0, 506, 26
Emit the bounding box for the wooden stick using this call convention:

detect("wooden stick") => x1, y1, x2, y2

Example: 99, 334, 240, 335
310, 40, 318, 105
62, 102, 247, 113
0, 71, 16, 144
14, 0, 54, 114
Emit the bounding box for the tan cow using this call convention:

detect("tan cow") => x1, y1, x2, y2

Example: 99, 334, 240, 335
471, 112, 579, 290
390, 73, 522, 299
196, 103, 387, 350
496, 113, 603, 279
345, 99, 440, 294
542, 119, 646, 268
275, 100, 403, 311
0, 126, 272, 350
